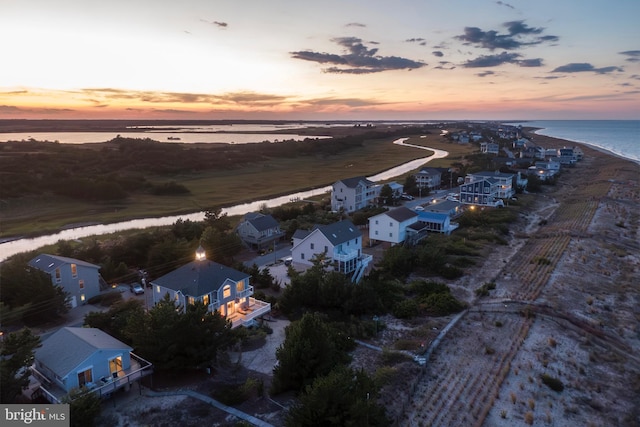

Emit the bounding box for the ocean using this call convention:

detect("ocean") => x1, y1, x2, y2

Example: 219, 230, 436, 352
513, 120, 640, 164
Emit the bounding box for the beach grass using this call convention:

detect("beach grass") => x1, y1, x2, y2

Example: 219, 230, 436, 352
1, 133, 472, 237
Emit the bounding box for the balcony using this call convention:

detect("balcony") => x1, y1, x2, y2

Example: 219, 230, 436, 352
229, 298, 271, 328
30, 353, 153, 404
236, 285, 254, 300
333, 249, 359, 263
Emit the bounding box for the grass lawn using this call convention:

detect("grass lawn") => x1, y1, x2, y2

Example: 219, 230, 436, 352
1, 134, 476, 237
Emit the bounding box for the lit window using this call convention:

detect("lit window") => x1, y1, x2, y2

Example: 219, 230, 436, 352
70, 264, 77, 278
188, 297, 195, 305
80, 294, 85, 302
203, 295, 210, 306
236, 281, 244, 292
77, 368, 92, 387
223, 285, 231, 298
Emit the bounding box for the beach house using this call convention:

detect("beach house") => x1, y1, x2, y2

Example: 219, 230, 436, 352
150, 246, 271, 328
331, 176, 379, 213
28, 254, 107, 308
368, 207, 420, 246
236, 212, 285, 250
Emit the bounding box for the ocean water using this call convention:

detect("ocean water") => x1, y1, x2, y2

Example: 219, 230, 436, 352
514, 120, 640, 164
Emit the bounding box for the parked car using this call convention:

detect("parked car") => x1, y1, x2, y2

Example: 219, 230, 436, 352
401, 193, 414, 200
131, 283, 144, 295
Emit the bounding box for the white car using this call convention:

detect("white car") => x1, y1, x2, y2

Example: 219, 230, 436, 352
131, 284, 144, 295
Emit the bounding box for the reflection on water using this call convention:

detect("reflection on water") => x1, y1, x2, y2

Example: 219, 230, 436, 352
0, 138, 447, 261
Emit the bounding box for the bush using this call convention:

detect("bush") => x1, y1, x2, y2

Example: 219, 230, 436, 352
392, 299, 419, 319
540, 373, 564, 392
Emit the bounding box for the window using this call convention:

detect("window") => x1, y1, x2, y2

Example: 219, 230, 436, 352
390, 222, 393, 227
109, 356, 122, 375
236, 281, 244, 293
375, 230, 379, 235
55, 268, 61, 283
156, 285, 161, 293
324, 246, 328, 253
203, 294, 210, 306
80, 294, 85, 302
70, 264, 77, 278
389, 232, 393, 237
301, 253, 305, 260
77, 368, 92, 387
223, 285, 231, 298
375, 220, 378, 225
310, 243, 314, 250
79, 280, 84, 289
188, 296, 195, 305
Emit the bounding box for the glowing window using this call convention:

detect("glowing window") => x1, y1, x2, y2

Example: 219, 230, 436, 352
203, 295, 210, 306
236, 281, 244, 292
223, 285, 231, 299
70, 264, 77, 278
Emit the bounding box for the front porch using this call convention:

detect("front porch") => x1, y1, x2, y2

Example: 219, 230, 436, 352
29, 352, 153, 404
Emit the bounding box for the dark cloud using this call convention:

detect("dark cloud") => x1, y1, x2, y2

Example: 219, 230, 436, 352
434, 61, 455, 70
432, 51, 444, 57
406, 38, 426, 46
496, 1, 515, 9
80, 88, 288, 106
619, 50, 640, 62
476, 71, 495, 77
551, 63, 623, 74
305, 97, 385, 107
462, 52, 521, 67
213, 21, 228, 28
631, 74, 640, 80
291, 37, 426, 74
519, 58, 543, 67
0, 105, 22, 113
345, 22, 366, 28
455, 21, 558, 50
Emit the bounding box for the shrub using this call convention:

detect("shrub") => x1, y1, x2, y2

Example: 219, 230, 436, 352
540, 373, 564, 392
393, 299, 419, 319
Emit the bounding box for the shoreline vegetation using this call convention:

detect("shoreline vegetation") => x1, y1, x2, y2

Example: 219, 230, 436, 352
0, 123, 468, 239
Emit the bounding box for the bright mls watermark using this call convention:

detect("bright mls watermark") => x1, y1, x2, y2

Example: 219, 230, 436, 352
1, 405, 69, 426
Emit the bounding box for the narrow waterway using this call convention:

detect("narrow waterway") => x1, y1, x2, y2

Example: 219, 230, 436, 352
0, 139, 447, 261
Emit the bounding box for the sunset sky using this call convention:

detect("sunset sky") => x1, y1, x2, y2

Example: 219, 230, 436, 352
2, 0, 639, 120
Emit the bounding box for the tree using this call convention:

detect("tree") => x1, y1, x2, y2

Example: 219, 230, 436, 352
200, 226, 243, 264
204, 208, 232, 233
272, 312, 351, 394
403, 174, 418, 196
63, 389, 101, 427
0, 258, 70, 326
378, 184, 394, 205
125, 296, 232, 370
84, 299, 145, 343
285, 365, 389, 427
0, 328, 41, 403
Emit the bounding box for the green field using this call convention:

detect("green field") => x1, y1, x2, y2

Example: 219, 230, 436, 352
1, 134, 476, 237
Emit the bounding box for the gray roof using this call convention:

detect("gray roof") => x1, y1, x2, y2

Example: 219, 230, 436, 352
247, 214, 279, 232
292, 229, 311, 240
151, 259, 250, 297
470, 171, 514, 179
416, 168, 441, 176
28, 254, 100, 273
36, 327, 131, 379
385, 207, 418, 222
427, 200, 461, 212
317, 219, 361, 245
337, 176, 375, 188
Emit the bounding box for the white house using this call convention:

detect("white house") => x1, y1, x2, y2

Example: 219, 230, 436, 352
150, 247, 270, 328
291, 219, 372, 280
368, 207, 419, 245
480, 142, 500, 155
28, 254, 107, 308
30, 327, 152, 403
331, 176, 379, 213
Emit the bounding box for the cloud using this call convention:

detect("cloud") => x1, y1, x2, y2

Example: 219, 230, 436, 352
434, 61, 455, 70
291, 37, 426, 74
455, 21, 558, 50
432, 51, 444, 57
213, 21, 228, 28
476, 71, 496, 77
462, 52, 520, 67
619, 50, 640, 62
631, 74, 640, 80
80, 88, 288, 106
518, 58, 544, 67
345, 22, 366, 28
496, 1, 515, 9
406, 38, 427, 46
551, 63, 623, 74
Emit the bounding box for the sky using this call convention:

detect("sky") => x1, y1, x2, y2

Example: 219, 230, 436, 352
1, 0, 639, 121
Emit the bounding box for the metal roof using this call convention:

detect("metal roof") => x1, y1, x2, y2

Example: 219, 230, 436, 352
151, 259, 250, 297
28, 254, 100, 273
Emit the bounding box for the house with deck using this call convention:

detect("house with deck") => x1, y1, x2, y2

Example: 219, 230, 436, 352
236, 212, 285, 250
368, 207, 419, 246
29, 327, 152, 403
480, 142, 500, 155
414, 167, 442, 191
28, 254, 107, 308
459, 178, 503, 207
417, 211, 458, 235
331, 176, 379, 213
466, 171, 516, 199
291, 219, 372, 282
150, 247, 270, 328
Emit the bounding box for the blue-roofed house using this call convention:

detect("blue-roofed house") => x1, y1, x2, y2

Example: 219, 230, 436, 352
236, 212, 285, 250
416, 211, 459, 235
28, 254, 107, 308
30, 327, 152, 403
291, 219, 372, 278
150, 247, 270, 328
